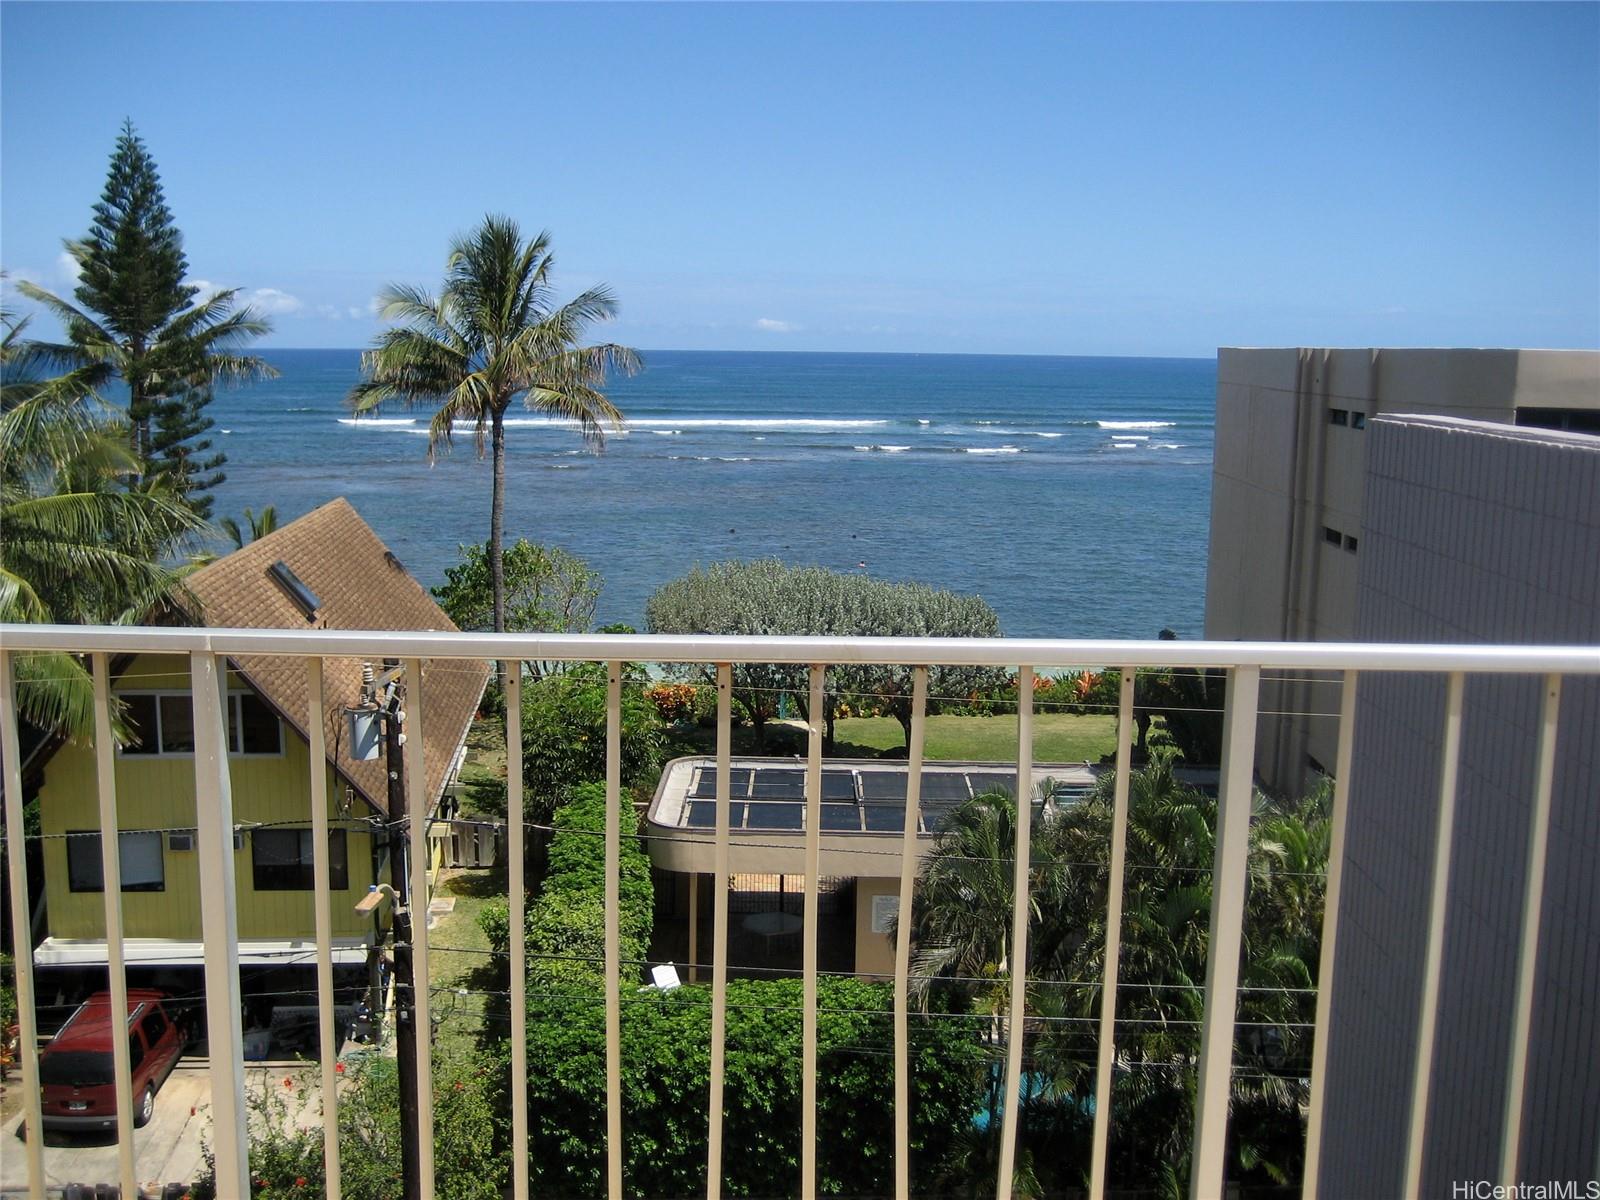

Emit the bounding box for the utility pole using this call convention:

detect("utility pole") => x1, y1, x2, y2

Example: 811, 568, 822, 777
381, 674, 423, 1200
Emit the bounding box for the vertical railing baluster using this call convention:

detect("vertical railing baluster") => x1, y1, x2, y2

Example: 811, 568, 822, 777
506, 664, 529, 1200
1500, 674, 1561, 1187
1401, 670, 1465, 1200
402, 658, 437, 1199
688, 872, 699, 982
307, 659, 342, 1200
707, 663, 733, 1199
0, 652, 46, 1199
802, 664, 825, 1199
1191, 664, 1261, 1200
892, 667, 929, 1200
1302, 670, 1358, 1200
604, 661, 624, 1200
90, 653, 137, 1198
192, 651, 250, 1200
995, 665, 1035, 1200
1089, 666, 1136, 1198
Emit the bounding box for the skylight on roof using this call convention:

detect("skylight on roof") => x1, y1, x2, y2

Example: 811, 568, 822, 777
268, 560, 321, 620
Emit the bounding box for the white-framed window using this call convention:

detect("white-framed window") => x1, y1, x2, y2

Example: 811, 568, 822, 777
118, 690, 284, 757
67, 829, 166, 892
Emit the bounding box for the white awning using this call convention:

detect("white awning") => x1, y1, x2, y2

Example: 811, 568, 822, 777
34, 936, 373, 968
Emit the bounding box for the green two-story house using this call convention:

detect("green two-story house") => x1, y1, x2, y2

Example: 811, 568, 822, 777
29, 499, 489, 1012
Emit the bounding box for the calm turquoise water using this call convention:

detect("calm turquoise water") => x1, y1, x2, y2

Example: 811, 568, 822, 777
207, 350, 1216, 639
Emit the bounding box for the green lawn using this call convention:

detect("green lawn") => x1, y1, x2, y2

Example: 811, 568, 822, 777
455, 717, 508, 816
425, 866, 503, 1064
669, 710, 1119, 763
831, 712, 1118, 762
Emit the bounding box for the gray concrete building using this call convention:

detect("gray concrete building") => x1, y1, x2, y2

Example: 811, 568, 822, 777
1204, 347, 1600, 795
1315, 415, 1600, 1196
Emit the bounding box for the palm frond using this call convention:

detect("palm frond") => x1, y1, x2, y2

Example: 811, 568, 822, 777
10, 651, 98, 741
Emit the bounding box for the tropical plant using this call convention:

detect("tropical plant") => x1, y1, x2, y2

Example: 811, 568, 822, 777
645, 559, 1008, 750
189, 1055, 505, 1200
906, 753, 1328, 1193
497, 976, 986, 1198
515, 662, 665, 823
1, 305, 205, 735
1131, 630, 1227, 764
431, 537, 600, 635
349, 215, 637, 635
0, 952, 16, 1082
16, 121, 276, 516
478, 781, 654, 992
219, 504, 278, 549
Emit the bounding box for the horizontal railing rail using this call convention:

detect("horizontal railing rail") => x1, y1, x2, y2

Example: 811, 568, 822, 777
1, 624, 1595, 1200
3, 621, 1597, 672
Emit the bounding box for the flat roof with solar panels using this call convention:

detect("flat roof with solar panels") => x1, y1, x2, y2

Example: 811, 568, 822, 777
644, 756, 1109, 876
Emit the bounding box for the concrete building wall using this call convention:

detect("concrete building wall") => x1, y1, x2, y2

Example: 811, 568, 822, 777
854, 877, 900, 978
1205, 348, 1600, 795
1316, 416, 1600, 1197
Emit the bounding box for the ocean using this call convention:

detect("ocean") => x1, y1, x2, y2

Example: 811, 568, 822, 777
206, 350, 1217, 639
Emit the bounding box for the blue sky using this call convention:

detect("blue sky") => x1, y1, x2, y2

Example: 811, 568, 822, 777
2, 2, 1596, 356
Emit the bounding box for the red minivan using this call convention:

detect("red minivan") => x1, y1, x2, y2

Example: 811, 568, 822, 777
39, 990, 184, 1130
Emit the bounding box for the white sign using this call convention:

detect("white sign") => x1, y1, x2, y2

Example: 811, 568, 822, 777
871, 893, 900, 935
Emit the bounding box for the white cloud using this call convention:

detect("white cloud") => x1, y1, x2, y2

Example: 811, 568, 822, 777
1, 266, 44, 289
187, 278, 222, 297
244, 287, 303, 315
754, 317, 798, 333
348, 305, 367, 320
57, 251, 82, 282
367, 295, 385, 315
317, 304, 343, 320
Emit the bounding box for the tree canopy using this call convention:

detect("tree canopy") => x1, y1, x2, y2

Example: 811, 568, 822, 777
645, 559, 1008, 748
18, 122, 274, 516
431, 538, 600, 635
1, 302, 205, 734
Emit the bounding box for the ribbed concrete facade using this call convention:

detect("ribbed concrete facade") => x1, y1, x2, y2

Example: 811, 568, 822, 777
1204, 347, 1600, 796
1317, 416, 1600, 1197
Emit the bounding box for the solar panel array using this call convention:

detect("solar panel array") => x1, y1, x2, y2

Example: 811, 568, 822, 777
681, 764, 1094, 834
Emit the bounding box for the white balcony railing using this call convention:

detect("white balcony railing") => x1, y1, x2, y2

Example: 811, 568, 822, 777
1, 625, 1595, 1200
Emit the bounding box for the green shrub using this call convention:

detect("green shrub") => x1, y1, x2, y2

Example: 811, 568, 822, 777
520, 664, 665, 822
480, 782, 655, 990
691, 683, 750, 729
191, 1055, 505, 1200
497, 976, 986, 1197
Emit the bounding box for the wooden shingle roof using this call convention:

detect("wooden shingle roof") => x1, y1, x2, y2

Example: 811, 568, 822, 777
183, 498, 489, 815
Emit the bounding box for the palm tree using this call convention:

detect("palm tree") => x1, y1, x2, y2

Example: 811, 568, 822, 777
910, 787, 1040, 1009
2, 306, 205, 736
348, 215, 638, 634
906, 755, 1327, 1194
220, 504, 278, 549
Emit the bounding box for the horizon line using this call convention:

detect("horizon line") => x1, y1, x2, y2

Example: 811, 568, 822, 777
253, 346, 1223, 362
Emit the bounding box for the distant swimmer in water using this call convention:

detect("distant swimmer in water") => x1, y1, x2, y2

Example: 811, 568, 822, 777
857, 561, 867, 569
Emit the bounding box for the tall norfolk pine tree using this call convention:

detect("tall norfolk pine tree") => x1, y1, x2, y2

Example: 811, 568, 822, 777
72, 119, 197, 452
20, 121, 274, 516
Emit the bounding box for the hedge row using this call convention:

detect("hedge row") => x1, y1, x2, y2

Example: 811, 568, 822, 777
480, 780, 654, 989
494, 976, 989, 1197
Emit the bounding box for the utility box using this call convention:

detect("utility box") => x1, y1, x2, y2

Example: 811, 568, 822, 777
346, 706, 382, 761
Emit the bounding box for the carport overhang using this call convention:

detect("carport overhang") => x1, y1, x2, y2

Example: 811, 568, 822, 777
34, 935, 374, 967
